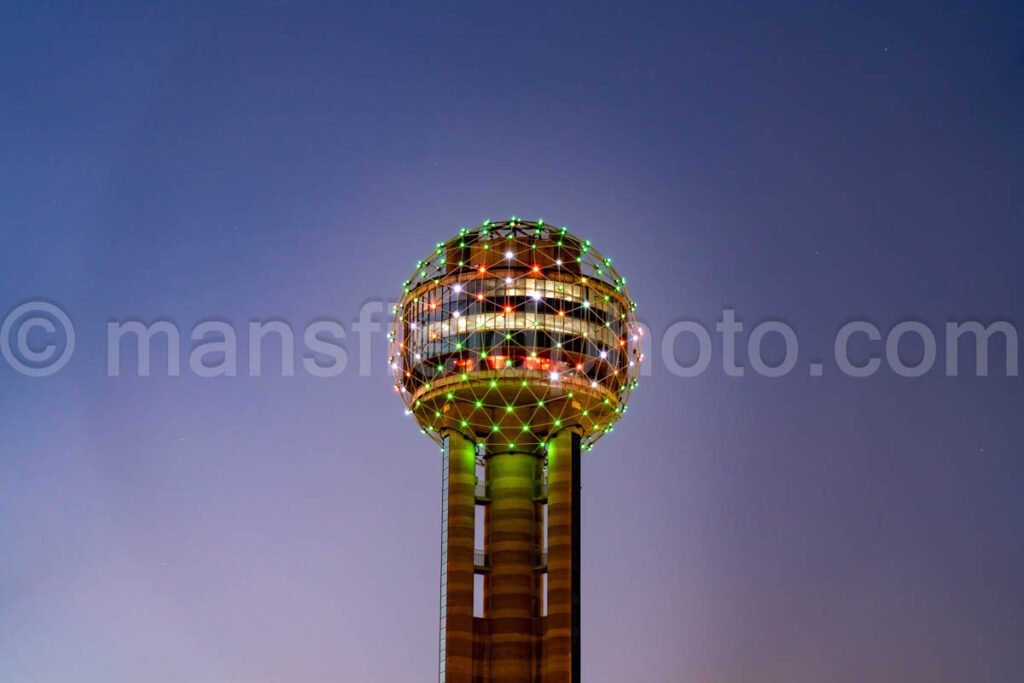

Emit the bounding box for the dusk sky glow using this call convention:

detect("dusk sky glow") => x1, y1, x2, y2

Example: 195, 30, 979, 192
1, 2, 1023, 682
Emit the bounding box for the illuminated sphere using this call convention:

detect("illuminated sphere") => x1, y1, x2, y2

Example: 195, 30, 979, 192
389, 218, 641, 452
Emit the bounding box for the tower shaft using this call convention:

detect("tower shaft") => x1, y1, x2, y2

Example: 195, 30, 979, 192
439, 430, 581, 683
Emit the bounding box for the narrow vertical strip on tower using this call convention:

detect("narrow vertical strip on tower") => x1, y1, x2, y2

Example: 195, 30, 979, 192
440, 438, 449, 682
544, 430, 582, 682
571, 431, 581, 683
440, 431, 477, 683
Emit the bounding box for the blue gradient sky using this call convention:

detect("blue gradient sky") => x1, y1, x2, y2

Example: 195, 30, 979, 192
2, 2, 1023, 681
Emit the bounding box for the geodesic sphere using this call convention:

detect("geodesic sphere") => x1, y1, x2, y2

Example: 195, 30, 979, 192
389, 218, 641, 452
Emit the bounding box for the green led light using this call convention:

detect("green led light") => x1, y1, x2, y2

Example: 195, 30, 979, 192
475, 400, 484, 408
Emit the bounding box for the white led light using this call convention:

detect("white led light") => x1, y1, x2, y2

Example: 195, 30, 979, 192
599, 350, 608, 359
505, 250, 514, 259
549, 372, 560, 382
505, 277, 513, 285
453, 284, 463, 293
452, 311, 461, 318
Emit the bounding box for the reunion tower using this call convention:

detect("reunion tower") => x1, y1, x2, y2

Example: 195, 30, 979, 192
389, 218, 641, 683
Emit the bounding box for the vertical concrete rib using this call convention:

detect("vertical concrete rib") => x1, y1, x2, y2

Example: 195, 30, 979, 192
544, 431, 581, 683
441, 431, 477, 683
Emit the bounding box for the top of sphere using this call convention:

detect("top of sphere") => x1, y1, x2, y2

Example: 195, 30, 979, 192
389, 218, 641, 452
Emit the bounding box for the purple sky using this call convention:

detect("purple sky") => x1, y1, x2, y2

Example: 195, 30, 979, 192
2, 2, 1023, 681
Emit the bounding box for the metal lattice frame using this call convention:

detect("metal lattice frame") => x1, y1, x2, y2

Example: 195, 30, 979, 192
389, 218, 641, 451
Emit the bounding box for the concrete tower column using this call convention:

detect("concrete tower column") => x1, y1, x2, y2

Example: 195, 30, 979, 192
485, 449, 542, 682
440, 430, 477, 683
544, 430, 581, 683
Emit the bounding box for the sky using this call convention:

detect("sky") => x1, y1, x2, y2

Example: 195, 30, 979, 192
1, 1, 1023, 681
